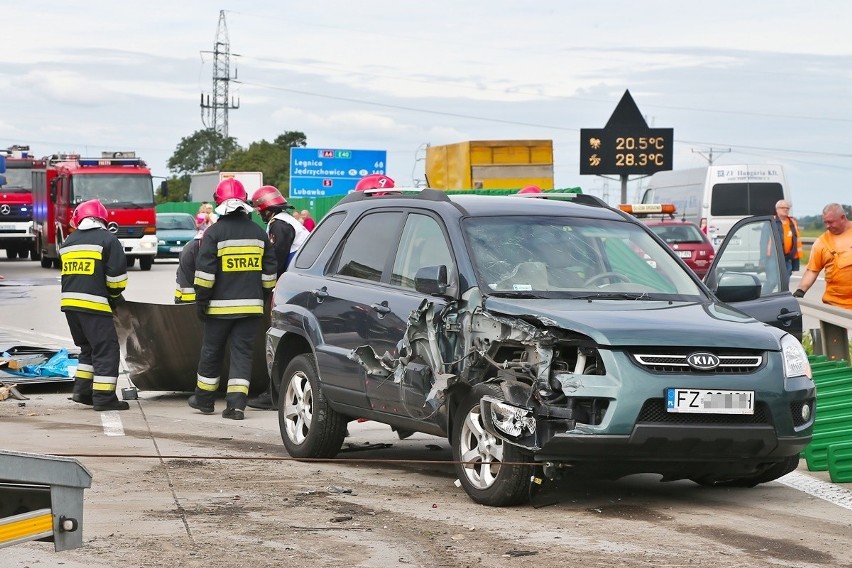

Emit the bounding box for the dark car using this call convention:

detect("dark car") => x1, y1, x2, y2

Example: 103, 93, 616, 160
155, 213, 198, 259
266, 190, 813, 506
644, 219, 715, 278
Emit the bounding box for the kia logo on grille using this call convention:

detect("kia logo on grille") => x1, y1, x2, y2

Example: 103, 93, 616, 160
107, 222, 119, 234
0, 205, 10, 215
686, 352, 720, 370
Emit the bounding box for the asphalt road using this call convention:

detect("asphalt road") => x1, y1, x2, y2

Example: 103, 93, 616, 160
1, 253, 851, 568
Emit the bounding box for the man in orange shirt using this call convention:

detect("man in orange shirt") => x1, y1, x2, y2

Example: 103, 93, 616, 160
773, 200, 803, 276
794, 203, 852, 309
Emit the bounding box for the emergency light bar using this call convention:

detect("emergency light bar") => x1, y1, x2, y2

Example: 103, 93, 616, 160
618, 203, 677, 215
78, 158, 145, 167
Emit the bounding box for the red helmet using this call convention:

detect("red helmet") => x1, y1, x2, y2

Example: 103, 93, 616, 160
518, 185, 543, 195
251, 185, 288, 212
354, 174, 395, 193
214, 178, 247, 205
71, 199, 108, 228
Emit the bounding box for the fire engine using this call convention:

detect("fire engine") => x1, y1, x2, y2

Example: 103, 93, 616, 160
0, 145, 42, 260
32, 152, 158, 270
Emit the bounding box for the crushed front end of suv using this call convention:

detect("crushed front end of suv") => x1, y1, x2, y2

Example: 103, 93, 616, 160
266, 189, 814, 506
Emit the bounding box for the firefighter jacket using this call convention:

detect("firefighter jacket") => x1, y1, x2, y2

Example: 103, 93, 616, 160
193, 212, 277, 318
267, 212, 309, 277
175, 236, 202, 303
60, 221, 128, 315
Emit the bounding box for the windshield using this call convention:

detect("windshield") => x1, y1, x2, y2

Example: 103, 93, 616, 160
72, 174, 154, 206
157, 214, 196, 231
463, 215, 705, 301
648, 223, 706, 244
1, 168, 32, 190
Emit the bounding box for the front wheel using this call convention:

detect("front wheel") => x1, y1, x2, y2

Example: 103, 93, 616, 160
139, 256, 154, 271
278, 354, 347, 459
452, 384, 537, 506
126, 257, 136, 268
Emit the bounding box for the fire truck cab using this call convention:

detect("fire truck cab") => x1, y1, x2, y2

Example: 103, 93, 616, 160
0, 145, 41, 260
32, 152, 158, 270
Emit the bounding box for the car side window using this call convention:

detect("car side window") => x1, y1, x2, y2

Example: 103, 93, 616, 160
334, 211, 403, 282
391, 213, 454, 289
295, 212, 346, 269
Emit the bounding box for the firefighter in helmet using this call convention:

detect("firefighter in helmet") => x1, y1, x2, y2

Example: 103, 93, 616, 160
61, 198, 130, 411
251, 185, 310, 276
189, 179, 277, 420
243, 184, 311, 411
354, 173, 395, 196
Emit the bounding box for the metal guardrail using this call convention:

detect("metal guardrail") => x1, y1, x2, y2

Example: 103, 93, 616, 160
799, 297, 852, 362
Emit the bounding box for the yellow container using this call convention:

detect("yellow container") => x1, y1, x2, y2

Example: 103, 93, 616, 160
426, 140, 554, 190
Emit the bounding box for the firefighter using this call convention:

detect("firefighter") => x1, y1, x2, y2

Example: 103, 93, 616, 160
189, 179, 277, 420
354, 173, 395, 196
60, 199, 130, 411
245, 185, 310, 411
250, 185, 310, 275
174, 226, 206, 304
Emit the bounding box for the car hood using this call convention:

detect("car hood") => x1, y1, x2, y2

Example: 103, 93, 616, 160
482, 297, 781, 350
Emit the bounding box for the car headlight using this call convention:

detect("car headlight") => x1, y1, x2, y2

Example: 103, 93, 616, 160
157, 239, 165, 245
781, 334, 811, 379
489, 399, 536, 438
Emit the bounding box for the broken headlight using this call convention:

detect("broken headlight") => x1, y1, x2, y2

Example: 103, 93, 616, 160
486, 398, 536, 438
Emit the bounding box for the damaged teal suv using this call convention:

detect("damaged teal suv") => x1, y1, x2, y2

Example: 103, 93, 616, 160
266, 189, 814, 506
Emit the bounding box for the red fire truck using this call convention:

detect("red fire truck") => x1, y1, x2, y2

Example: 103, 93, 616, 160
0, 145, 42, 260
32, 152, 158, 270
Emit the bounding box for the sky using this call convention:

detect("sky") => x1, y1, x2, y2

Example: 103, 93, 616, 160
2, 1, 851, 216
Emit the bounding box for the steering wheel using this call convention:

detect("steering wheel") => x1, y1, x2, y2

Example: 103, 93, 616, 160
583, 271, 631, 287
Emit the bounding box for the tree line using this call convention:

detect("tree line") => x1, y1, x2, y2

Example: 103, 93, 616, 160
158, 129, 307, 203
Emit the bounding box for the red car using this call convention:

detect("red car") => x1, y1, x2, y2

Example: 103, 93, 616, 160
643, 219, 715, 278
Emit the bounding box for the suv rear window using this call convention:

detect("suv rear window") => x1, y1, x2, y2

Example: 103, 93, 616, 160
334, 211, 403, 281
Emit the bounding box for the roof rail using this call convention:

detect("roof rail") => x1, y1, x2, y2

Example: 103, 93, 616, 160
335, 186, 451, 206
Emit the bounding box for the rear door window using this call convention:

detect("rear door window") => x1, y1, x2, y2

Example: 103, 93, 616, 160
334, 211, 403, 282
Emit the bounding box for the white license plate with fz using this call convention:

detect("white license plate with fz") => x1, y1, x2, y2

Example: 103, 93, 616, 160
666, 388, 754, 414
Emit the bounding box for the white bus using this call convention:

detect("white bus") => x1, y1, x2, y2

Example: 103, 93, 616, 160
641, 164, 791, 249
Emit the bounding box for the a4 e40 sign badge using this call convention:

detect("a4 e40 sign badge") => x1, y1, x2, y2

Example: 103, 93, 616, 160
580, 90, 673, 176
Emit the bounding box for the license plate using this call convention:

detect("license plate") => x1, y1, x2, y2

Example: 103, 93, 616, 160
169, 246, 184, 253
675, 250, 692, 258
666, 388, 754, 414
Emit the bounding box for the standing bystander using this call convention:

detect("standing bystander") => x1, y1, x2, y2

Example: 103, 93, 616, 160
794, 203, 852, 309
188, 179, 277, 420
772, 200, 803, 277
300, 210, 316, 232
61, 199, 130, 411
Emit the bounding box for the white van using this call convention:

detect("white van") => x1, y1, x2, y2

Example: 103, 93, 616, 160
641, 164, 791, 249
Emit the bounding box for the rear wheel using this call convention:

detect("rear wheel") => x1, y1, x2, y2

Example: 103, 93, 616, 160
127, 257, 136, 268
6, 248, 17, 260
451, 384, 537, 506
278, 354, 347, 459
139, 256, 154, 271
30, 243, 41, 261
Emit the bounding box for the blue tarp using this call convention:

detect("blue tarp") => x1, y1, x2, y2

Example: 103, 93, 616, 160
2, 348, 75, 379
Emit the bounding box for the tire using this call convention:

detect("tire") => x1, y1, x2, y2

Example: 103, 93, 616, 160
127, 257, 136, 268
6, 249, 17, 260
278, 354, 347, 459
451, 384, 537, 506
139, 256, 154, 271
40, 255, 52, 268
30, 244, 41, 261
692, 455, 800, 488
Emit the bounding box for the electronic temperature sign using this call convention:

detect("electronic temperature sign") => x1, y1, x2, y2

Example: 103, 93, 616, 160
579, 90, 673, 176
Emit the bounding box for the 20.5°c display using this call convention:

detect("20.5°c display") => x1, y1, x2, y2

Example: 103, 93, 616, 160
579, 128, 674, 176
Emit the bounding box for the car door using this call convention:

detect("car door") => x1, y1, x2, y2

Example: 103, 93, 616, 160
359, 211, 456, 420
704, 215, 802, 339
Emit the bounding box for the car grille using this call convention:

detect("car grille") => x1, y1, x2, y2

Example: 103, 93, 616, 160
637, 398, 771, 425
0, 205, 31, 222
632, 350, 763, 374
114, 226, 149, 239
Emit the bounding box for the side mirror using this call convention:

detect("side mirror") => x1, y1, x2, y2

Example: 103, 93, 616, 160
159, 180, 169, 197
714, 272, 762, 303
414, 265, 448, 296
